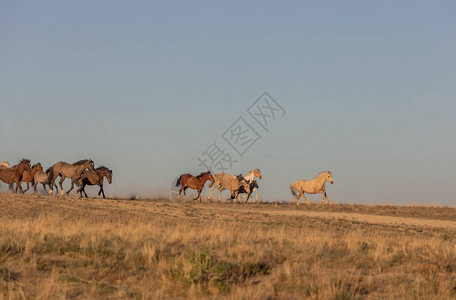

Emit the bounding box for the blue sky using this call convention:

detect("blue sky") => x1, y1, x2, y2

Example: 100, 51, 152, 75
1, 1, 455, 204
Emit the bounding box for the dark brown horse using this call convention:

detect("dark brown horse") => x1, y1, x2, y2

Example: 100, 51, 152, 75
175, 171, 214, 203
48, 159, 95, 195
18, 163, 43, 193
0, 159, 31, 193
75, 166, 113, 198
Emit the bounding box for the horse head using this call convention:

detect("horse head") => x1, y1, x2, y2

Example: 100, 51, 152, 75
254, 169, 262, 179
19, 159, 32, 173
33, 163, 43, 173
204, 171, 214, 183
106, 169, 113, 184
325, 171, 334, 184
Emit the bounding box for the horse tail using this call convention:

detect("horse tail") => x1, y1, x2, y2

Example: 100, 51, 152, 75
175, 175, 182, 187
290, 182, 298, 199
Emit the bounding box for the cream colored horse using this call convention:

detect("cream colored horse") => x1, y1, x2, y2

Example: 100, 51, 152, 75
208, 173, 251, 202
290, 171, 334, 206
237, 169, 262, 203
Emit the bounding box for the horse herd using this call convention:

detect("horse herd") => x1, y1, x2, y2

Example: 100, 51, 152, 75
0, 159, 334, 205
175, 169, 335, 205
0, 159, 112, 198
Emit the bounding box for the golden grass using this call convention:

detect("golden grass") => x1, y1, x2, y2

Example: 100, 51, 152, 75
1, 194, 456, 299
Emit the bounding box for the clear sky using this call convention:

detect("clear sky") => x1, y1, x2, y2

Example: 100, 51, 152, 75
1, 1, 455, 204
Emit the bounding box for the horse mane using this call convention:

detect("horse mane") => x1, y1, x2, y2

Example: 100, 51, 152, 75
19, 158, 30, 164
46, 167, 52, 173
317, 170, 331, 176
96, 166, 112, 173
73, 159, 89, 166
31, 163, 41, 168
196, 172, 207, 178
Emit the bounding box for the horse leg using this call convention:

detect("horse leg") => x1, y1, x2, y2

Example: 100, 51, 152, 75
296, 191, 302, 206
217, 186, 224, 202
24, 181, 30, 193
181, 186, 188, 201
324, 192, 331, 205
177, 185, 183, 199
254, 188, 259, 203
302, 193, 310, 206
208, 181, 219, 200
82, 186, 89, 198
66, 179, 75, 195
99, 185, 106, 199
194, 189, 202, 202
76, 185, 83, 197
59, 176, 65, 196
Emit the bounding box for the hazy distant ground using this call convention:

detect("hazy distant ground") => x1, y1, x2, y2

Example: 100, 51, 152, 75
1, 194, 456, 299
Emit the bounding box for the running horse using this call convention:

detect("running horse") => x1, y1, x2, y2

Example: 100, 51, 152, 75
33, 167, 59, 194
0, 159, 32, 193
208, 172, 252, 202
236, 180, 259, 203
175, 171, 214, 203
48, 159, 95, 195
76, 166, 113, 198
239, 169, 262, 203
290, 171, 334, 206
19, 163, 43, 193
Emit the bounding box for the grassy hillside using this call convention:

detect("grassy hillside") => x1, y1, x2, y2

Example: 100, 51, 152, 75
1, 194, 455, 299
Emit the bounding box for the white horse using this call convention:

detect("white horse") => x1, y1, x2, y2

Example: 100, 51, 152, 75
290, 171, 334, 206
237, 169, 262, 203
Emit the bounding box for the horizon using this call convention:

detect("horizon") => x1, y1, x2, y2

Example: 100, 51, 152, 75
1, 1, 455, 205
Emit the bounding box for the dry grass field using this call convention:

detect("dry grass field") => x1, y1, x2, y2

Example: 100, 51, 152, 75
1, 194, 456, 299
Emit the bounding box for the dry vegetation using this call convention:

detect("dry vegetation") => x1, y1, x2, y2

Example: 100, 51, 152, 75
1, 194, 456, 299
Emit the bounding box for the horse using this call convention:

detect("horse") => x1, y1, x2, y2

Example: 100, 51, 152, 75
240, 169, 262, 202
48, 159, 95, 195
290, 171, 334, 206
207, 173, 251, 202
18, 163, 43, 193
75, 166, 113, 198
0, 162, 10, 189
0, 159, 31, 193
33, 167, 59, 194
236, 180, 259, 203
175, 171, 214, 203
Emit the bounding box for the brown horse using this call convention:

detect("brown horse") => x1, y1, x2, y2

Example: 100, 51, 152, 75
175, 171, 214, 203
0, 159, 31, 193
33, 167, 59, 194
48, 159, 95, 195
19, 163, 43, 193
75, 166, 113, 198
